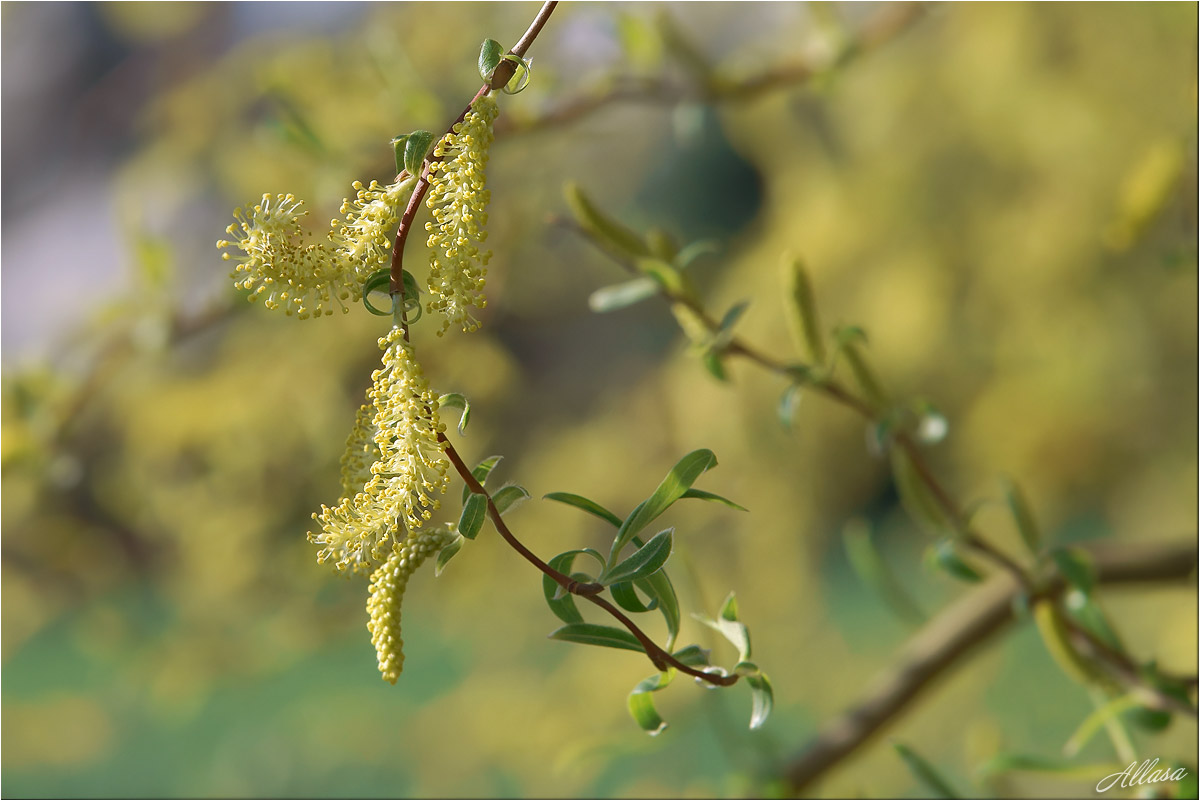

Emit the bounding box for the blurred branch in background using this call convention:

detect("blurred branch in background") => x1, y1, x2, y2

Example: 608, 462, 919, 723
784, 538, 1199, 794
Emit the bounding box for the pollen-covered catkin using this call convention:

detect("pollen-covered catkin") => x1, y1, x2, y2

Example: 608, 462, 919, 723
367, 527, 455, 683
425, 94, 500, 334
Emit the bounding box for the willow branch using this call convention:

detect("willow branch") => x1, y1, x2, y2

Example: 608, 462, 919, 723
388, 1, 559, 296
783, 538, 1199, 794
439, 432, 737, 687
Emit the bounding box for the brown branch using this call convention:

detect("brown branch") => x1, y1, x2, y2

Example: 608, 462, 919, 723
497, 2, 926, 135
438, 432, 738, 687
783, 538, 1199, 794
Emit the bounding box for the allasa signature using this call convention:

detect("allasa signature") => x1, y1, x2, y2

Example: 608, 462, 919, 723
1097, 759, 1189, 793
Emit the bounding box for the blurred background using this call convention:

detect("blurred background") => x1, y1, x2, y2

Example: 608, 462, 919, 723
2, 2, 1196, 797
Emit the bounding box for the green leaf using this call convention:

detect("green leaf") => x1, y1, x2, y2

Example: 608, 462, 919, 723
611, 580, 657, 613
588, 277, 660, 313
391, 134, 409, 175
675, 239, 719, 270
928, 540, 983, 583
834, 326, 886, 408
478, 38, 504, 82
362, 269, 394, 316
462, 454, 502, 505
891, 448, 951, 534
498, 53, 533, 94
542, 492, 623, 528
1003, 477, 1041, 556
564, 182, 651, 260
601, 528, 674, 585
978, 753, 1125, 781
435, 534, 465, 577
492, 484, 530, 514
542, 550, 605, 625
438, 393, 471, 435
746, 672, 774, 730
701, 349, 728, 382
1052, 547, 1096, 595
782, 257, 826, 364
695, 592, 751, 662
712, 301, 749, 349
778, 384, 803, 429
1063, 693, 1143, 757
609, 449, 717, 562
844, 518, 926, 627
645, 227, 679, 262
639, 570, 681, 649
638, 257, 688, 296
403, 130, 435, 178
628, 671, 674, 735
458, 493, 487, 540
893, 742, 961, 799
680, 487, 748, 512
549, 622, 645, 653
670, 644, 711, 668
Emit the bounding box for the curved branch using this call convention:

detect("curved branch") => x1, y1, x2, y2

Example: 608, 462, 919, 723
783, 538, 1199, 794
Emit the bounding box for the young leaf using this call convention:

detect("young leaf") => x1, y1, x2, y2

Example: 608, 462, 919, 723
628, 671, 674, 735
492, 484, 530, 514
675, 239, 719, 270
434, 533, 465, 577
891, 448, 950, 534
601, 528, 674, 585
362, 269, 394, 316
778, 384, 803, 429
462, 454, 503, 504
893, 742, 961, 799
701, 349, 728, 382
403, 130, 435, 178
1052, 547, 1096, 595
542, 550, 605, 625
438, 393, 471, 435
711, 301, 749, 349
458, 492, 487, 540
928, 540, 983, 583
835, 326, 887, 409
478, 38, 504, 82
1002, 477, 1041, 556
391, 134, 409, 176
588, 277, 659, 313
609, 449, 717, 561
549, 622, 645, 653
782, 257, 826, 364
746, 672, 774, 730
645, 227, 678, 262
543, 492, 623, 528
680, 487, 748, 512
670, 644, 711, 668
563, 182, 651, 260
695, 592, 751, 662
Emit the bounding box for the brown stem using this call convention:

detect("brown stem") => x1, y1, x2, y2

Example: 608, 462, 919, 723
438, 432, 737, 687
783, 538, 1199, 794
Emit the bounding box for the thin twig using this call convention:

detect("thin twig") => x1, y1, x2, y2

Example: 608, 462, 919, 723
782, 538, 1198, 794
439, 433, 738, 687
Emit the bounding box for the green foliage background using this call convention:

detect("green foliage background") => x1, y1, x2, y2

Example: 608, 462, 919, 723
3, 2, 1196, 797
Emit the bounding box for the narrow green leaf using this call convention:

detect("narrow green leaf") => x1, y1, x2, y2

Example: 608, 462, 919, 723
602, 528, 674, 585
701, 349, 728, 382
1003, 477, 1041, 556
978, 753, 1125, 781
438, 393, 471, 435
670, 644, 711, 668
844, 518, 926, 627
746, 672, 774, 730
403, 130, 435, 178
645, 227, 679, 262
462, 455, 503, 505
641, 571, 681, 649
695, 592, 751, 662
362, 269, 394, 316
1064, 693, 1142, 757
712, 301, 749, 348
628, 672, 673, 735
891, 448, 950, 534
391, 134, 409, 175
782, 257, 826, 364
719, 592, 739, 622
588, 277, 659, 313
893, 742, 961, 799
778, 384, 803, 429
928, 540, 983, 583
610, 449, 717, 562
1052, 547, 1096, 595
492, 484, 530, 514
675, 239, 719, 270
542, 550, 605, 625
564, 182, 651, 260
458, 493, 487, 540
611, 580, 657, 613
434, 534, 465, 577
543, 492, 623, 528
549, 622, 645, 653
680, 487, 748, 512
478, 38, 504, 82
